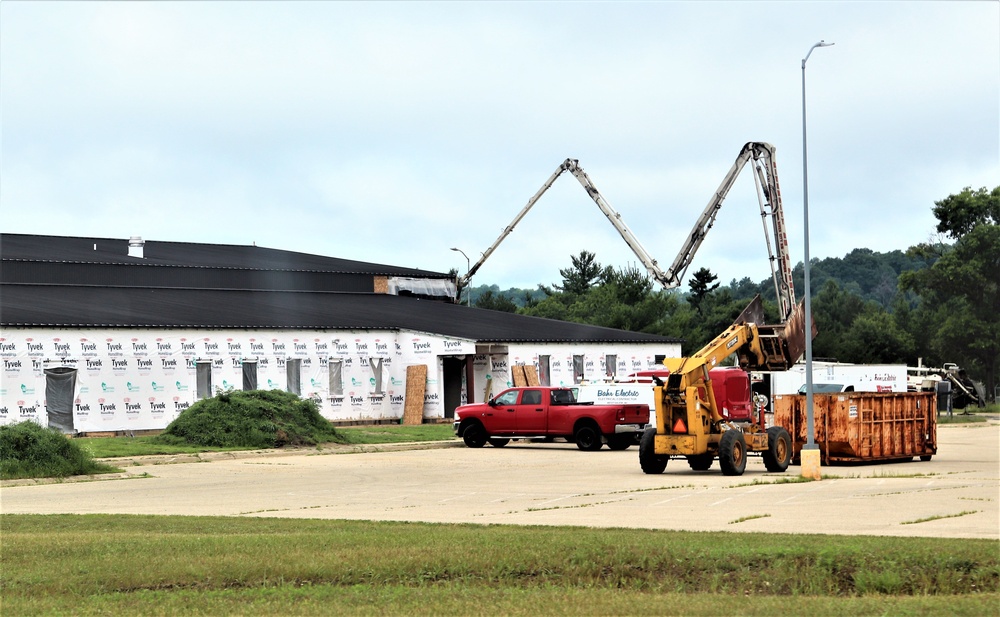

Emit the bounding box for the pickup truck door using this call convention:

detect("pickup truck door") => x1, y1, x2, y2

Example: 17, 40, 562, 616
515, 389, 547, 434
488, 390, 520, 433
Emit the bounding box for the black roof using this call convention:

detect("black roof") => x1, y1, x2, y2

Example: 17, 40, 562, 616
0, 284, 680, 344
0, 233, 681, 345
1, 233, 451, 278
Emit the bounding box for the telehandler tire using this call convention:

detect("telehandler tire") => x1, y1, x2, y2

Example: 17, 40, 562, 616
639, 428, 668, 474
719, 429, 747, 476
763, 426, 792, 472
686, 453, 714, 471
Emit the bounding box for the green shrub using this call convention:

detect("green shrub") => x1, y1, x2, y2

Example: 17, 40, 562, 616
153, 390, 341, 449
0, 421, 119, 480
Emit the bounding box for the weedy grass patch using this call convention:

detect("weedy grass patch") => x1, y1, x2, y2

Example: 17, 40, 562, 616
0, 422, 120, 480
153, 389, 341, 448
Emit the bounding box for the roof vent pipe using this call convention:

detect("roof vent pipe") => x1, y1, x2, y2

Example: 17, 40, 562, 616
128, 236, 144, 259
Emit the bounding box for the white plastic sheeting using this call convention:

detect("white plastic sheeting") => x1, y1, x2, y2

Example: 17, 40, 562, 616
0, 328, 475, 433
0, 328, 679, 433
386, 277, 457, 299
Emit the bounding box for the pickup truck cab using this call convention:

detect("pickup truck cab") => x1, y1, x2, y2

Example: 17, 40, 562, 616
453, 386, 649, 451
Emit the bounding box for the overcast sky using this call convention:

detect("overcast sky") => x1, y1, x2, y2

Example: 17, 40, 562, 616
2, 2, 997, 293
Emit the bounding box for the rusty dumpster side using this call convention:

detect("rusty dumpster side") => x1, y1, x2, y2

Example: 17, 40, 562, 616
773, 392, 937, 464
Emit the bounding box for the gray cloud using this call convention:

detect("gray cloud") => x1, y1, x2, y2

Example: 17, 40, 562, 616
2, 2, 996, 291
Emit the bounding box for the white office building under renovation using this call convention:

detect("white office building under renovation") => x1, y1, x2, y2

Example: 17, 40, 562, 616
0, 234, 681, 434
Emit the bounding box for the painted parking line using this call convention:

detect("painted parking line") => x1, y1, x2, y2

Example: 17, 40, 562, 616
652, 488, 713, 506
534, 494, 581, 507
709, 486, 766, 507
775, 480, 834, 504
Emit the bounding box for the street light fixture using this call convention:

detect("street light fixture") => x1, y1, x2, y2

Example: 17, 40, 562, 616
450, 247, 470, 306
801, 39, 833, 479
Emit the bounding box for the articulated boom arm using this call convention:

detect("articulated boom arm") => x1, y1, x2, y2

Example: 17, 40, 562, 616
459, 159, 671, 287
460, 143, 796, 322
667, 142, 796, 321
461, 161, 571, 286
563, 161, 673, 287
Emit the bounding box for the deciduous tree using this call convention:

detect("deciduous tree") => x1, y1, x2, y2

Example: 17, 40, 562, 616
902, 186, 999, 401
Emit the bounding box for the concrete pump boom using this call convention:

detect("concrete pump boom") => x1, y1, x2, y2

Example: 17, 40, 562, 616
458, 142, 797, 322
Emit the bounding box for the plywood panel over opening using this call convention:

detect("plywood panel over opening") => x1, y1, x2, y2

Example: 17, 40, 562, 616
511, 365, 527, 387
403, 364, 427, 425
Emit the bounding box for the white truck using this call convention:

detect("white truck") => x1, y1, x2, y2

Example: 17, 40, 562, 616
752, 362, 908, 412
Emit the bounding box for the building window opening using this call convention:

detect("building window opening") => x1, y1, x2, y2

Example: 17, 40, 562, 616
242, 361, 258, 391
286, 359, 302, 396
196, 361, 213, 400
573, 355, 585, 384
44, 366, 77, 434
329, 360, 344, 396
538, 355, 551, 386
605, 354, 617, 380
369, 358, 384, 394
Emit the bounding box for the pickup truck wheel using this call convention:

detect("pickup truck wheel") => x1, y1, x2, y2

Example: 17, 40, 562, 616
763, 426, 792, 472
574, 424, 603, 451
462, 423, 488, 448
607, 435, 632, 451
686, 453, 714, 471
639, 428, 667, 474
719, 429, 748, 476
488, 438, 510, 448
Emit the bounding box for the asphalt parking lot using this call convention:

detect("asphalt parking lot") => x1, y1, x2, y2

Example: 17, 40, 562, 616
2, 422, 997, 539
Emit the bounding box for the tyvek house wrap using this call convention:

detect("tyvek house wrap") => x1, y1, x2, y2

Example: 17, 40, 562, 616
0, 328, 476, 433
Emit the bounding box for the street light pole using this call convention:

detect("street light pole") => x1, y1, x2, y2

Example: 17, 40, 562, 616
801, 39, 833, 479
450, 247, 471, 306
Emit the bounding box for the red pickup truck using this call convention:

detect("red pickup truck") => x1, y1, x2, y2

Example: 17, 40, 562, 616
453, 386, 649, 451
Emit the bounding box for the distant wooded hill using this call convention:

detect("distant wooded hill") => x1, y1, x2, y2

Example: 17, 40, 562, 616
469, 247, 939, 311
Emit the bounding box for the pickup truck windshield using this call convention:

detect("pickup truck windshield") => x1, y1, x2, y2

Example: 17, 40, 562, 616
493, 391, 519, 406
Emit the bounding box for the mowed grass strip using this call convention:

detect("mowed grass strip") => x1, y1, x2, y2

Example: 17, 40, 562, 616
2, 514, 997, 616
74, 424, 456, 459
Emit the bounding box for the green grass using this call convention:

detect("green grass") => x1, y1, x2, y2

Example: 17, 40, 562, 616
335, 423, 455, 444
74, 435, 262, 458
940, 402, 1000, 422
2, 515, 997, 616
938, 414, 990, 424
72, 423, 456, 459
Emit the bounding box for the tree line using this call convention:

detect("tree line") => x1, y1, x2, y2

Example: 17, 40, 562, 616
460, 186, 999, 400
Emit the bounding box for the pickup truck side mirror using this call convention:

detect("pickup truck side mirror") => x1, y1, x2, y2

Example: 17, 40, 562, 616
487, 398, 497, 407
